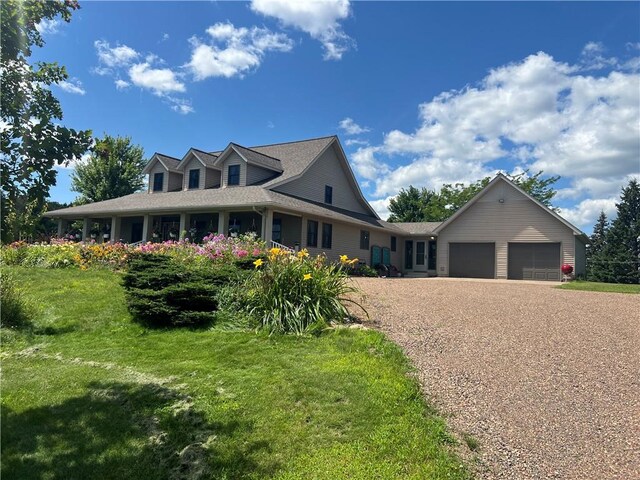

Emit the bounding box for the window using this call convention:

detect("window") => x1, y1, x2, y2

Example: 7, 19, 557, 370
391, 236, 397, 252
324, 185, 333, 204
153, 172, 164, 192
272, 218, 282, 243
321, 223, 332, 249
228, 165, 240, 186
360, 230, 370, 250
188, 169, 200, 189
307, 220, 318, 247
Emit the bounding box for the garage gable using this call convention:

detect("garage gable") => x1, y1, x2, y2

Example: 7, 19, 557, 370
435, 174, 585, 279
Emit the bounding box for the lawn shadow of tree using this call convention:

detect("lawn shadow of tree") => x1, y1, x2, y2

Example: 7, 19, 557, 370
2, 381, 275, 479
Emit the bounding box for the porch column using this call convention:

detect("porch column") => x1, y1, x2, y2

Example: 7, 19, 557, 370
263, 209, 273, 244
142, 214, 151, 242
217, 211, 227, 236
300, 216, 306, 249
179, 213, 187, 239
82, 217, 90, 242
110, 216, 121, 243
57, 219, 65, 237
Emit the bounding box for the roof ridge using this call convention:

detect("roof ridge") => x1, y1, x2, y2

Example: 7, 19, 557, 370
154, 152, 181, 162
190, 147, 218, 157
244, 135, 336, 150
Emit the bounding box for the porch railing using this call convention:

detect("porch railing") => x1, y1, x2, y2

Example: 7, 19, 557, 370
269, 240, 295, 253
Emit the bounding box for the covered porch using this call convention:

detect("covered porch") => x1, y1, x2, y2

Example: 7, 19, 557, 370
54, 208, 302, 247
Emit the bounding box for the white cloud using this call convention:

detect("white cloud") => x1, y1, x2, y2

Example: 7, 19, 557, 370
36, 18, 61, 35
558, 197, 618, 231
267, 121, 275, 128
187, 22, 293, 80
251, 0, 354, 60
345, 138, 369, 147
167, 97, 194, 115
358, 46, 639, 232
580, 41, 619, 71
114, 79, 130, 90
339, 117, 370, 135
161, 33, 170, 42
368, 196, 395, 221
56, 152, 91, 170
57, 79, 85, 95
128, 63, 186, 94
94, 40, 139, 69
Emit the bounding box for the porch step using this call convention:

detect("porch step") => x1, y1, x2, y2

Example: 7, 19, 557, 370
403, 272, 432, 278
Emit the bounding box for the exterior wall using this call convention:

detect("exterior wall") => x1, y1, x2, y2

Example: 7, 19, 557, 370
222, 152, 246, 187
205, 168, 221, 188
437, 181, 577, 279
247, 164, 277, 185
574, 237, 587, 277
181, 156, 203, 190
274, 145, 371, 215
299, 213, 400, 267
148, 163, 169, 192
168, 172, 183, 192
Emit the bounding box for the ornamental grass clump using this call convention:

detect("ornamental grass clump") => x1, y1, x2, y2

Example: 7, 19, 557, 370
248, 248, 366, 335
0, 271, 34, 330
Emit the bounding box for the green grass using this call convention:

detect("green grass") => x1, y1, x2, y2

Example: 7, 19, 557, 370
557, 280, 640, 294
1, 267, 468, 480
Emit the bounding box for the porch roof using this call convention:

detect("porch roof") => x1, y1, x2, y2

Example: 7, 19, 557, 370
44, 187, 398, 232
392, 222, 442, 235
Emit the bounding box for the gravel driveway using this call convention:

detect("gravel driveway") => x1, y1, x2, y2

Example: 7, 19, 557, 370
354, 277, 639, 480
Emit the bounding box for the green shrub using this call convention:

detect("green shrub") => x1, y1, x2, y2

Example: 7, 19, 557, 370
1, 271, 34, 329
122, 255, 243, 328
247, 249, 366, 335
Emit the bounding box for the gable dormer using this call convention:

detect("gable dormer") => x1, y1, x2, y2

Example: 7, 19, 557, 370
142, 153, 182, 193
214, 143, 283, 188
177, 148, 221, 190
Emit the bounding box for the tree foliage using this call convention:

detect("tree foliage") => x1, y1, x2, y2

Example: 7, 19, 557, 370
586, 211, 609, 281
588, 180, 640, 284
1, 0, 92, 242
388, 170, 560, 222
71, 135, 146, 204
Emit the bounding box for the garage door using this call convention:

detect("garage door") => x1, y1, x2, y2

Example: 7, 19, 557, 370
449, 243, 495, 278
508, 243, 561, 281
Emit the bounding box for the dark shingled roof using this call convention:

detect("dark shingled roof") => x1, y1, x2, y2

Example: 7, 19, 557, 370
190, 149, 219, 168
44, 187, 394, 232
230, 144, 283, 172
392, 222, 442, 235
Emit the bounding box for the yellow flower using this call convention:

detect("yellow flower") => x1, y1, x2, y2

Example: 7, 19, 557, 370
253, 258, 263, 268
269, 247, 281, 256
297, 249, 309, 259
339, 254, 348, 263
349, 258, 359, 265
303, 273, 312, 281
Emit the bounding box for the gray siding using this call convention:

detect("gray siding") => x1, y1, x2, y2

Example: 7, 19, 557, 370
299, 214, 400, 267
437, 181, 578, 279
148, 163, 172, 193
574, 237, 587, 277
204, 168, 221, 189
274, 145, 370, 215
168, 172, 182, 192
222, 152, 245, 187
247, 164, 277, 185
181, 156, 203, 190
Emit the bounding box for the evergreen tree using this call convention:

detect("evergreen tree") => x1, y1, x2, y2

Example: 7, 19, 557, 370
586, 211, 609, 281
602, 180, 640, 284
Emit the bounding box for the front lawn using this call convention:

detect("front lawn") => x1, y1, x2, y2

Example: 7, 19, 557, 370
557, 280, 640, 294
1, 267, 467, 480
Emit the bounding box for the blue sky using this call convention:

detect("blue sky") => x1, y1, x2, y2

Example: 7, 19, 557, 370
37, 1, 639, 232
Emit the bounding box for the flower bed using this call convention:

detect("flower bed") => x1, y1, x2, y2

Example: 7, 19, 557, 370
0, 233, 266, 270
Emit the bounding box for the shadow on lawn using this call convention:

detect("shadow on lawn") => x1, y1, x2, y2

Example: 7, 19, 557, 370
2, 381, 274, 479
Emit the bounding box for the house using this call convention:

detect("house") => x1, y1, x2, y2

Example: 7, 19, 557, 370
46, 135, 588, 280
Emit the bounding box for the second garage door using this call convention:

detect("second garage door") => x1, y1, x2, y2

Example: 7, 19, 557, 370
449, 243, 495, 278
508, 243, 561, 281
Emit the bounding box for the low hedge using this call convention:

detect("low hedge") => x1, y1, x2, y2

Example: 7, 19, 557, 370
122, 254, 244, 328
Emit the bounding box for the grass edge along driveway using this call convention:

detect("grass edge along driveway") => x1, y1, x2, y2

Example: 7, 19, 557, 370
1, 267, 468, 480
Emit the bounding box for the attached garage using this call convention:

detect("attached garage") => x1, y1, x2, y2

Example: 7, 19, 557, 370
508, 243, 561, 281
449, 243, 495, 278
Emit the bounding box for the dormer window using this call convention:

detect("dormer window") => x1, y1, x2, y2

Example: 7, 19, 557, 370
228, 165, 240, 186
153, 172, 164, 192
188, 169, 200, 189
324, 185, 333, 204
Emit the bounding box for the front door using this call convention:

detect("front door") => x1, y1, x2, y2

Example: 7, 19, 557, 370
414, 241, 427, 272
404, 240, 413, 269
428, 240, 437, 271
